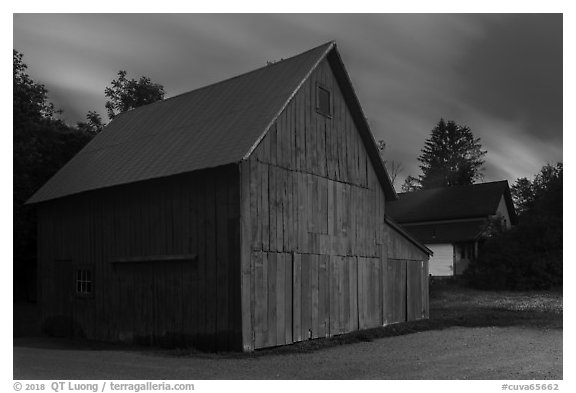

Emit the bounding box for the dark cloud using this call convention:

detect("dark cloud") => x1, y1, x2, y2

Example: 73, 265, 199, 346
13, 14, 562, 188
456, 14, 562, 143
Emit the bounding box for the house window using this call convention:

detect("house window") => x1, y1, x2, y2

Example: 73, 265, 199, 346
76, 268, 93, 295
459, 243, 475, 260
316, 84, 331, 117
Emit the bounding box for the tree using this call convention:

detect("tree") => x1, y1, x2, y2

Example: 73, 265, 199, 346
377, 139, 404, 187
401, 175, 421, 193
13, 50, 58, 125
511, 163, 562, 218
104, 70, 165, 120
510, 177, 533, 215
79, 70, 165, 131
76, 110, 105, 135
386, 161, 403, 186
417, 119, 487, 189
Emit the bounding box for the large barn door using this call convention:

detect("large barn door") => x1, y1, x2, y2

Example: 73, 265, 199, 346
253, 251, 341, 349
385, 259, 407, 324
358, 257, 381, 329
406, 260, 427, 320
253, 251, 294, 349
327, 256, 357, 336
252, 252, 429, 349
384, 259, 428, 324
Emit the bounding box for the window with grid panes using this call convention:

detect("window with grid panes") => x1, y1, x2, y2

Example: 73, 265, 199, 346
76, 268, 93, 295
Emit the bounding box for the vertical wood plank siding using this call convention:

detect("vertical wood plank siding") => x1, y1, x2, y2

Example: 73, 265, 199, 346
243, 58, 429, 349
38, 165, 242, 351
38, 56, 429, 352
384, 223, 430, 324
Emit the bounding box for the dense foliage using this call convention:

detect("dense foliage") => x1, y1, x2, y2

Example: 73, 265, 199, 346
465, 163, 563, 290
511, 163, 563, 218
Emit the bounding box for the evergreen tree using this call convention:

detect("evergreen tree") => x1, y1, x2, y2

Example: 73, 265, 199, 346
417, 119, 487, 189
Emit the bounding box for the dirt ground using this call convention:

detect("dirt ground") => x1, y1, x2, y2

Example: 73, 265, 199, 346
14, 326, 561, 380
13, 284, 563, 380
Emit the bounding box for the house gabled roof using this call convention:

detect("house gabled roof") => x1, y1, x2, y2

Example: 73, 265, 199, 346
27, 41, 396, 204
386, 180, 518, 225
401, 220, 487, 244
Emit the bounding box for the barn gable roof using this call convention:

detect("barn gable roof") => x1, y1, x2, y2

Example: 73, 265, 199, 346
28, 41, 396, 204
386, 180, 518, 225
384, 216, 433, 255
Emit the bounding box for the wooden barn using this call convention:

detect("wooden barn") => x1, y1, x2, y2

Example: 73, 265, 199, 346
387, 181, 517, 276
28, 41, 431, 351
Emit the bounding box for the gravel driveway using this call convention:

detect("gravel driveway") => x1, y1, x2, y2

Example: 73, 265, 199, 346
13, 326, 562, 380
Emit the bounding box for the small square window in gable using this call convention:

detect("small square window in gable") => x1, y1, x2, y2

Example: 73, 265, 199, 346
316, 84, 332, 118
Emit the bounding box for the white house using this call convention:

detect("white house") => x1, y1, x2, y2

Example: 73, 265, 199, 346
386, 181, 517, 276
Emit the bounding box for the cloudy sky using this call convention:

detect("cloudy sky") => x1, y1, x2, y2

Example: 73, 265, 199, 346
13, 13, 562, 188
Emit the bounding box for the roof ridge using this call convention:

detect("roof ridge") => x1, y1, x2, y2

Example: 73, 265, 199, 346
120, 41, 337, 116
397, 180, 509, 196
388, 179, 514, 224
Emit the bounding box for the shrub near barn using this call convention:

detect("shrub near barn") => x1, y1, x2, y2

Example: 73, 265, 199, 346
465, 163, 562, 290
465, 216, 562, 290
